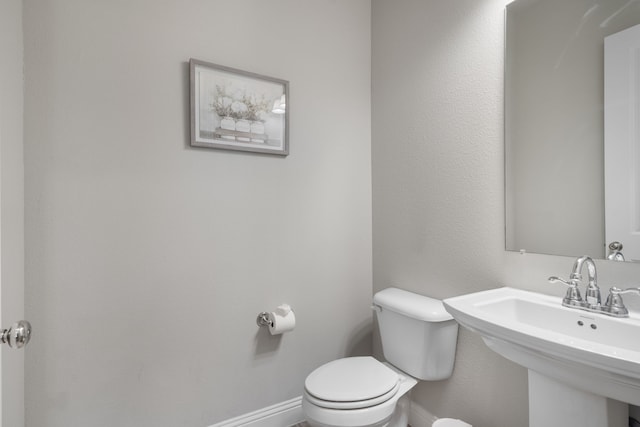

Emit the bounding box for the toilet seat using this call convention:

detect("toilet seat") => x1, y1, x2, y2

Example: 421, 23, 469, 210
304, 357, 400, 409
304, 381, 400, 410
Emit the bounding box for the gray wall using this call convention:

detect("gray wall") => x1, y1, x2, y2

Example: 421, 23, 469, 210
21, 1, 640, 426
372, 1, 640, 426
23, 1, 372, 426
0, 1, 25, 426
372, 1, 529, 425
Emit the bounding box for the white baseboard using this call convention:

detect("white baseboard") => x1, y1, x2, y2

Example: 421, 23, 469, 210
209, 395, 453, 427
208, 396, 304, 427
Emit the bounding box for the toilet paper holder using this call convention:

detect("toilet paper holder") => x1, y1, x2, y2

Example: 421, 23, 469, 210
256, 312, 273, 327
256, 304, 296, 335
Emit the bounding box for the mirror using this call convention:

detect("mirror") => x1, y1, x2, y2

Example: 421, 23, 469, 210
505, 0, 640, 260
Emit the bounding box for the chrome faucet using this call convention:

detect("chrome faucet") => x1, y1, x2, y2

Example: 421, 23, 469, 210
549, 255, 600, 310
570, 255, 600, 308
549, 255, 636, 318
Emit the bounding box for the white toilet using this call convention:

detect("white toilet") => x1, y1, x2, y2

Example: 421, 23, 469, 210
302, 287, 471, 427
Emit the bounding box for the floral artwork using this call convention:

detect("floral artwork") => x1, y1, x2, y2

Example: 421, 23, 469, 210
190, 59, 289, 156
211, 85, 271, 122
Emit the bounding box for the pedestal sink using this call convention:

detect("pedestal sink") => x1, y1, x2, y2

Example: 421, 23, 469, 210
443, 287, 640, 427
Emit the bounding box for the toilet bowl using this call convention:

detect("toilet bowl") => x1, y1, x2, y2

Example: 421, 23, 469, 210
302, 288, 471, 427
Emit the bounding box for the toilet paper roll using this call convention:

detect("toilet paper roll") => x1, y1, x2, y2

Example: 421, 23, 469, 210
268, 305, 296, 335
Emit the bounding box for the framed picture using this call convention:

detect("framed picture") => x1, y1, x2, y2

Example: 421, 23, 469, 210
190, 58, 289, 156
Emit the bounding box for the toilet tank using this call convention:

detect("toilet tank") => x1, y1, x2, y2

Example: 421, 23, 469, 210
373, 287, 458, 381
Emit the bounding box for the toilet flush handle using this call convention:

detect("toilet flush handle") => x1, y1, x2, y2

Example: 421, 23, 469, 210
371, 304, 382, 313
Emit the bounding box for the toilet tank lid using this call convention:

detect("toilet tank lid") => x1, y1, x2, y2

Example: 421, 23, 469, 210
373, 287, 453, 322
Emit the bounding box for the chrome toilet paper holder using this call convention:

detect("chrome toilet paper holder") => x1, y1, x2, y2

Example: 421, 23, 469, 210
256, 312, 273, 327
256, 304, 296, 335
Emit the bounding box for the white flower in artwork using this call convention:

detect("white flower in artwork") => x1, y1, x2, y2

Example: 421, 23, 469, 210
232, 88, 245, 100
211, 84, 270, 121
231, 101, 248, 114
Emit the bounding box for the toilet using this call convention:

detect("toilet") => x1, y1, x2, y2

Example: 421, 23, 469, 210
302, 287, 470, 427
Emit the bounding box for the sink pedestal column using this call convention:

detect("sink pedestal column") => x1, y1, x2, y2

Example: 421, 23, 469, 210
529, 371, 628, 427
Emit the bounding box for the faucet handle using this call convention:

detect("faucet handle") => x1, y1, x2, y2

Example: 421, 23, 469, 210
548, 276, 586, 308
548, 276, 574, 287
612, 287, 640, 295
602, 287, 640, 317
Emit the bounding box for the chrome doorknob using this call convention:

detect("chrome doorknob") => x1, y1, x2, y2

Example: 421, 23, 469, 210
609, 241, 624, 251
1, 320, 31, 349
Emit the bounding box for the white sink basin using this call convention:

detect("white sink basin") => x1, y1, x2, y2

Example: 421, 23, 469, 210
443, 287, 640, 407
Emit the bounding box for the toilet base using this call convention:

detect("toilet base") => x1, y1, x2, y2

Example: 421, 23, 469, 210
386, 393, 410, 427
304, 396, 409, 427
305, 419, 390, 427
